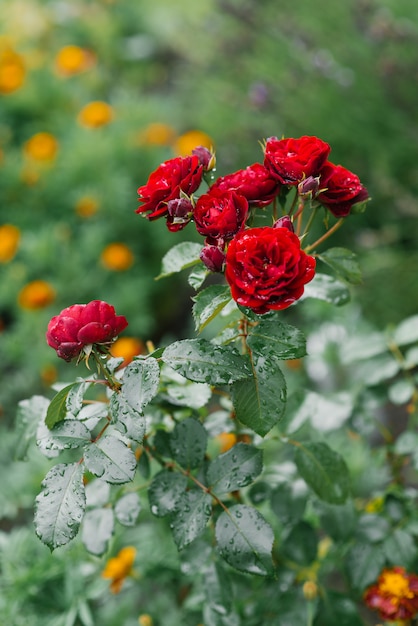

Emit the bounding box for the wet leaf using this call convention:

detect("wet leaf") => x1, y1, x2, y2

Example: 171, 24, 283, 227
170, 417, 208, 470
318, 247, 362, 284
165, 381, 212, 409
114, 492, 141, 526
15, 395, 49, 460
83, 435, 137, 484
45, 383, 79, 429
170, 489, 212, 550
66, 380, 90, 416
35, 462, 86, 550
192, 284, 232, 332
121, 357, 160, 414
216, 504, 274, 576
110, 393, 146, 444
148, 469, 188, 517
302, 273, 350, 306
204, 561, 233, 617
37, 419, 91, 454
207, 443, 263, 495
294, 441, 350, 504
81, 508, 114, 555
231, 353, 286, 436
162, 338, 251, 385
157, 241, 203, 279
247, 320, 307, 360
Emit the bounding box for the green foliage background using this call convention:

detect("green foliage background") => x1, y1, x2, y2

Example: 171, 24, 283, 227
1, 0, 418, 624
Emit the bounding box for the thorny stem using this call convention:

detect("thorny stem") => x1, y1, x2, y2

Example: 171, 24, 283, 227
304, 218, 344, 252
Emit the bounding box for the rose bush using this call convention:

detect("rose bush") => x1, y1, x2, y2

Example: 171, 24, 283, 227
225, 226, 316, 313
46, 299, 128, 361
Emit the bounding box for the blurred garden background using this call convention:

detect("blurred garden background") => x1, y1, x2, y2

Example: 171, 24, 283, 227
1, 0, 418, 624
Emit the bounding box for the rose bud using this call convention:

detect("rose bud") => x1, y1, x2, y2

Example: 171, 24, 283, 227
273, 215, 294, 232
192, 145, 216, 171
166, 197, 194, 230
46, 300, 128, 362
200, 244, 226, 272
298, 175, 320, 199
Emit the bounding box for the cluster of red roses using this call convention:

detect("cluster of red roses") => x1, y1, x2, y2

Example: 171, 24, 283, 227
137, 135, 368, 314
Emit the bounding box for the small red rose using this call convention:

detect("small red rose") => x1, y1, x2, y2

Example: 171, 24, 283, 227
317, 161, 369, 217
264, 135, 330, 186
136, 155, 203, 229
209, 163, 280, 207
194, 189, 248, 243
225, 226, 316, 314
46, 300, 128, 361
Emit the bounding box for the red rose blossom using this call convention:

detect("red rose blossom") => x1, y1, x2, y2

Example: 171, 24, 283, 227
136, 155, 203, 229
209, 163, 280, 207
264, 135, 330, 186
194, 189, 248, 243
364, 567, 418, 622
225, 226, 316, 314
317, 161, 369, 217
46, 300, 128, 361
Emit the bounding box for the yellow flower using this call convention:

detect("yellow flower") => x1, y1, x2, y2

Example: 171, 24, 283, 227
102, 546, 136, 593
111, 337, 143, 366
138, 615, 153, 626
0, 47, 25, 94
173, 129, 214, 156
24, 132, 59, 162
137, 122, 177, 146
101, 243, 134, 271
365, 495, 384, 514
78, 101, 114, 128
18, 280, 55, 310
215, 432, 237, 454
75, 195, 99, 218
0, 224, 20, 262
302, 580, 318, 601
55, 45, 94, 76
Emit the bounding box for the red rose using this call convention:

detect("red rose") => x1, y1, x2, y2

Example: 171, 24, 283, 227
225, 226, 316, 314
136, 155, 203, 227
193, 189, 248, 243
317, 161, 369, 217
46, 300, 128, 361
209, 163, 280, 207
264, 135, 330, 185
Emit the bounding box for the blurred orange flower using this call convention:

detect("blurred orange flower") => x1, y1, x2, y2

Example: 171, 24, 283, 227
101, 242, 134, 271
215, 432, 237, 453
78, 101, 114, 128
18, 280, 55, 310
75, 195, 99, 218
173, 129, 214, 156
0, 224, 20, 262
137, 122, 176, 147
138, 615, 153, 626
0, 46, 25, 94
55, 45, 95, 76
102, 546, 137, 593
24, 132, 59, 162
40, 364, 58, 386
111, 336, 143, 366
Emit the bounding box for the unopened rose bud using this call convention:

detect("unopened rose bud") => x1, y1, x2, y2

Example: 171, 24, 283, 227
167, 197, 193, 219
298, 175, 320, 199
273, 215, 294, 232
192, 145, 216, 171
200, 244, 226, 272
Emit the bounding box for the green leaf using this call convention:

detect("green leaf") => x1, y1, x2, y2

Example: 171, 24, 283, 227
81, 508, 114, 555
192, 284, 232, 332
207, 443, 263, 495
270, 481, 307, 525
37, 419, 91, 454
170, 488, 212, 550
156, 241, 203, 279
162, 338, 251, 385
66, 380, 90, 416
315, 591, 364, 626
345, 542, 386, 590
318, 500, 357, 541
45, 383, 79, 429
188, 264, 209, 290
294, 442, 350, 504
203, 561, 233, 618
148, 469, 188, 517
110, 393, 146, 443
34, 462, 86, 550
121, 357, 160, 413
280, 520, 318, 565
247, 320, 307, 360
231, 353, 286, 436
394, 430, 418, 455
383, 528, 416, 568
83, 435, 137, 484
392, 314, 418, 346
215, 504, 274, 576
302, 273, 350, 306
170, 417, 208, 470
318, 247, 362, 284
165, 381, 212, 409
15, 395, 49, 460
355, 514, 390, 543
114, 492, 141, 526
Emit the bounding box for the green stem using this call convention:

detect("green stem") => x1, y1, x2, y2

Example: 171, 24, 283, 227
302, 205, 319, 238
287, 187, 300, 217
92, 349, 121, 392
304, 218, 344, 252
